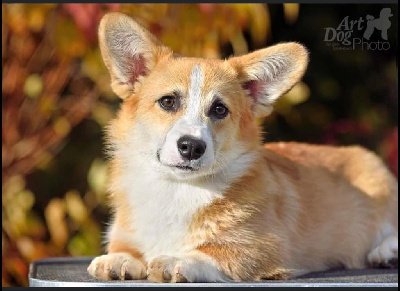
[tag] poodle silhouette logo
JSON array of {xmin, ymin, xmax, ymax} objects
[
  {"xmin": 324, "ymin": 8, "xmax": 393, "ymax": 51},
  {"xmin": 363, "ymin": 8, "xmax": 393, "ymax": 41}
]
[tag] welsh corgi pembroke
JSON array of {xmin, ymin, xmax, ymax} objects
[{"xmin": 88, "ymin": 12, "xmax": 398, "ymax": 283}]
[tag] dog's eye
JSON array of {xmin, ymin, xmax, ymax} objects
[
  {"xmin": 158, "ymin": 96, "xmax": 176, "ymax": 111},
  {"xmin": 209, "ymin": 102, "xmax": 229, "ymax": 120}
]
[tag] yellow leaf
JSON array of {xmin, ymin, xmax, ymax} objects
[
  {"xmin": 53, "ymin": 117, "xmax": 71, "ymax": 137},
  {"xmin": 36, "ymin": 151, "xmax": 54, "ymax": 170},
  {"xmin": 24, "ymin": 74, "xmax": 43, "ymax": 99},
  {"xmin": 283, "ymin": 82, "xmax": 310, "ymax": 105},
  {"xmin": 87, "ymin": 158, "xmax": 108, "ymax": 202},
  {"xmin": 2, "ymin": 175, "xmax": 26, "ymax": 200},
  {"xmin": 45, "ymin": 198, "xmax": 68, "ymax": 248},
  {"xmin": 248, "ymin": 4, "xmax": 270, "ymax": 47},
  {"xmin": 16, "ymin": 190, "xmax": 35, "ymax": 211},
  {"xmin": 283, "ymin": 4, "xmax": 300, "ymax": 25},
  {"xmin": 65, "ymin": 190, "xmax": 88, "ymax": 224},
  {"xmin": 13, "ymin": 140, "xmax": 36, "ymax": 159},
  {"xmin": 229, "ymin": 31, "xmax": 248, "ymax": 56},
  {"xmin": 27, "ymin": 7, "xmax": 45, "ymax": 32},
  {"xmin": 55, "ymin": 16, "xmax": 87, "ymax": 58},
  {"xmin": 92, "ymin": 102, "xmax": 115, "ymax": 127}
]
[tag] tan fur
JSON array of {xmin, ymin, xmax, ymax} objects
[
  {"xmin": 190, "ymin": 146, "xmax": 397, "ymax": 279},
  {"xmin": 88, "ymin": 12, "xmax": 398, "ymax": 283}
]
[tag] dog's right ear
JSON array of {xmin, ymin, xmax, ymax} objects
[{"xmin": 98, "ymin": 13, "xmax": 172, "ymax": 99}]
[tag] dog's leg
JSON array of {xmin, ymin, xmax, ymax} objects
[
  {"xmin": 368, "ymin": 234, "xmax": 398, "ymax": 268},
  {"xmin": 146, "ymin": 241, "xmax": 289, "ymax": 283},
  {"xmin": 147, "ymin": 252, "xmax": 232, "ymax": 283},
  {"xmin": 381, "ymin": 29, "xmax": 389, "ymax": 41},
  {"xmin": 363, "ymin": 19, "xmax": 375, "ymax": 40}
]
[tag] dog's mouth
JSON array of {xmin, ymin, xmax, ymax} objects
[
  {"xmin": 173, "ymin": 165, "xmax": 196, "ymax": 171},
  {"xmin": 156, "ymin": 150, "xmax": 199, "ymax": 172},
  {"xmin": 165, "ymin": 163, "xmax": 199, "ymax": 172}
]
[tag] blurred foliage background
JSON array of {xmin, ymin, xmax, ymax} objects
[{"xmin": 2, "ymin": 3, "xmax": 397, "ymax": 286}]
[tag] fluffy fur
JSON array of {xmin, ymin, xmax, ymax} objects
[{"xmin": 87, "ymin": 12, "xmax": 398, "ymax": 282}]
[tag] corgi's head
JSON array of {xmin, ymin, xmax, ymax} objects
[{"xmin": 99, "ymin": 13, "xmax": 308, "ymax": 181}]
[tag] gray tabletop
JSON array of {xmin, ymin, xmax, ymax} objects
[{"xmin": 29, "ymin": 257, "xmax": 398, "ymax": 287}]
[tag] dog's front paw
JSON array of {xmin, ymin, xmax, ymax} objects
[
  {"xmin": 147, "ymin": 256, "xmax": 188, "ymax": 283},
  {"xmin": 87, "ymin": 253, "xmax": 146, "ymax": 280},
  {"xmin": 147, "ymin": 254, "xmax": 232, "ymax": 283},
  {"xmin": 368, "ymin": 235, "xmax": 398, "ymax": 269}
]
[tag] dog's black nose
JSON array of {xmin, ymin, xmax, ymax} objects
[{"xmin": 177, "ymin": 135, "xmax": 207, "ymax": 161}]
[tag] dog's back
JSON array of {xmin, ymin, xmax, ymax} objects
[{"xmin": 265, "ymin": 142, "xmax": 397, "ymax": 205}]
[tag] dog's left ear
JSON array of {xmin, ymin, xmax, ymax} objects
[
  {"xmin": 98, "ymin": 13, "xmax": 173, "ymax": 99},
  {"xmin": 229, "ymin": 42, "xmax": 309, "ymax": 117}
]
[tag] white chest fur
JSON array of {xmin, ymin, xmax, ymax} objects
[
  {"xmin": 107, "ymin": 123, "xmax": 257, "ymax": 262},
  {"xmin": 111, "ymin": 160, "xmax": 224, "ymax": 262}
]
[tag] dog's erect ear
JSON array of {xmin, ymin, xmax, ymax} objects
[
  {"xmin": 229, "ymin": 43, "xmax": 309, "ymax": 118},
  {"xmin": 98, "ymin": 13, "xmax": 172, "ymax": 99}
]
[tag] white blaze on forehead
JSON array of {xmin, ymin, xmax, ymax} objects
[
  {"xmin": 187, "ymin": 65, "xmax": 204, "ymax": 118},
  {"xmin": 158, "ymin": 64, "xmax": 215, "ymax": 170}
]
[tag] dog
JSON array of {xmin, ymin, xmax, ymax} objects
[
  {"xmin": 87, "ymin": 12, "xmax": 398, "ymax": 283},
  {"xmin": 363, "ymin": 8, "xmax": 393, "ymax": 41}
]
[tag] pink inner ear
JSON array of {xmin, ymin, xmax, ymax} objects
[
  {"xmin": 242, "ymin": 80, "xmax": 264, "ymax": 103},
  {"xmin": 129, "ymin": 55, "xmax": 149, "ymax": 84}
]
